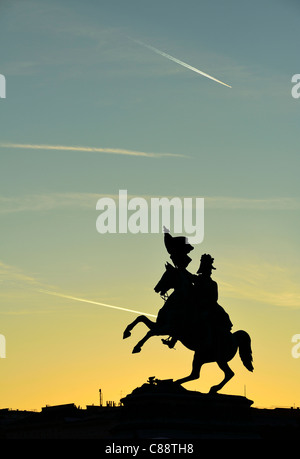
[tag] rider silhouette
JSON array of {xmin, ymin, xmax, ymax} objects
[
  {"xmin": 160, "ymin": 227, "xmax": 195, "ymax": 348},
  {"xmin": 159, "ymin": 231, "xmax": 232, "ymax": 349},
  {"xmin": 194, "ymin": 254, "xmax": 232, "ymax": 347}
]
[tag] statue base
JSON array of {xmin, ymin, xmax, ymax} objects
[{"xmin": 113, "ymin": 377, "xmax": 255, "ymax": 439}]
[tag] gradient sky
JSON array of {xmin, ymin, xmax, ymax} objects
[{"xmin": 0, "ymin": 0, "xmax": 299, "ymax": 411}]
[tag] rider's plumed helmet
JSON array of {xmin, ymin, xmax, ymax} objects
[{"xmin": 163, "ymin": 227, "xmax": 194, "ymax": 256}]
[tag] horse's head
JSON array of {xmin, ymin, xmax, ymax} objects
[{"xmin": 154, "ymin": 262, "xmax": 176, "ymax": 296}]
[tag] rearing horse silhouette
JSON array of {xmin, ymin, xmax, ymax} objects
[{"xmin": 123, "ymin": 263, "xmax": 254, "ymax": 393}]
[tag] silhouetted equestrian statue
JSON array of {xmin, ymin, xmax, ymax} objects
[{"xmin": 123, "ymin": 229, "xmax": 253, "ymax": 393}]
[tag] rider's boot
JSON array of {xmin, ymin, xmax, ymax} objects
[{"xmin": 161, "ymin": 336, "xmax": 177, "ymax": 349}]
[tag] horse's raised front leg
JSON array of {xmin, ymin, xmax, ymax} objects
[
  {"xmin": 123, "ymin": 315, "xmax": 155, "ymax": 339},
  {"xmin": 175, "ymin": 351, "xmax": 203, "ymax": 385},
  {"xmin": 132, "ymin": 330, "xmax": 156, "ymax": 353},
  {"xmin": 209, "ymin": 361, "xmax": 234, "ymax": 394}
]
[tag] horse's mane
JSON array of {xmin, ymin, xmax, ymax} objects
[{"xmin": 165, "ymin": 262, "xmax": 175, "ymax": 271}]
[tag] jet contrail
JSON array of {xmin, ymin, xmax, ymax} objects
[
  {"xmin": 38, "ymin": 289, "xmax": 157, "ymax": 318},
  {"xmin": 0, "ymin": 143, "xmax": 184, "ymax": 158},
  {"xmin": 132, "ymin": 38, "xmax": 231, "ymax": 88}
]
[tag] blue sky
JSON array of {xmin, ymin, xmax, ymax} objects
[
  {"xmin": 1, "ymin": 0, "xmax": 299, "ymax": 200},
  {"xmin": 0, "ymin": 0, "xmax": 300, "ymax": 409}
]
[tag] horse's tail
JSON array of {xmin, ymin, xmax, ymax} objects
[{"xmin": 235, "ymin": 330, "xmax": 254, "ymax": 372}]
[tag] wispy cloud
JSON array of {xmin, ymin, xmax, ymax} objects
[
  {"xmin": 205, "ymin": 196, "xmax": 300, "ymax": 210},
  {"xmin": 0, "ymin": 143, "xmax": 184, "ymax": 158},
  {"xmin": 219, "ymin": 262, "xmax": 300, "ymax": 309},
  {"xmin": 1, "ymin": 257, "xmax": 299, "ymax": 315},
  {"xmin": 0, "ymin": 261, "xmax": 38, "ymax": 287},
  {"xmin": 0, "ymin": 193, "xmax": 299, "ymax": 215},
  {"xmin": 0, "ymin": 193, "xmax": 100, "ymax": 213},
  {"xmin": 0, "ymin": 259, "xmax": 156, "ymax": 317},
  {"xmin": 0, "ymin": 261, "xmax": 47, "ymax": 316}
]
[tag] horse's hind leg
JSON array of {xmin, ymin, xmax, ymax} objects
[
  {"xmin": 175, "ymin": 351, "xmax": 203, "ymax": 385},
  {"xmin": 209, "ymin": 361, "xmax": 234, "ymax": 394},
  {"xmin": 123, "ymin": 315, "xmax": 155, "ymax": 339}
]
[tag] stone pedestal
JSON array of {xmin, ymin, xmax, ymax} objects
[{"xmin": 112, "ymin": 378, "xmax": 255, "ymax": 438}]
